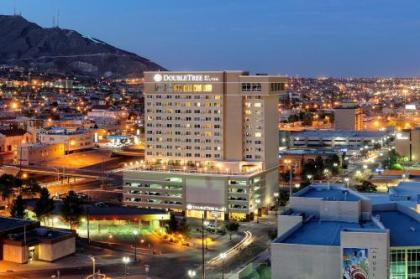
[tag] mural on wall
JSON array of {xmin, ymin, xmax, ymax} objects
[{"xmin": 343, "ymin": 248, "xmax": 369, "ymax": 279}]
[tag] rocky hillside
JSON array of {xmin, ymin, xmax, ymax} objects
[{"xmin": 0, "ymin": 15, "xmax": 165, "ymax": 78}]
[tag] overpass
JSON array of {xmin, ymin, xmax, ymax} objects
[{"xmin": 2, "ymin": 164, "xmax": 117, "ymax": 180}]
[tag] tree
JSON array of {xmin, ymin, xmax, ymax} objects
[
  {"xmin": 280, "ymin": 169, "xmax": 294, "ymax": 182},
  {"xmin": 301, "ymin": 159, "xmax": 316, "ymax": 180},
  {"xmin": 0, "ymin": 174, "xmax": 23, "ymax": 189},
  {"xmin": 278, "ymin": 189, "xmax": 290, "ymax": 207},
  {"xmin": 314, "ymin": 156, "xmax": 325, "ymax": 179},
  {"xmin": 167, "ymin": 213, "xmax": 178, "ymax": 233},
  {"xmin": 167, "ymin": 214, "xmax": 189, "ymax": 234},
  {"xmin": 10, "ymin": 195, "xmax": 26, "ymax": 219},
  {"xmin": 34, "ymin": 188, "xmax": 54, "ymax": 223},
  {"xmin": 355, "ymin": 181, "xmax": 377, "ymax": 193},
  {"xmin": 0, "ymin": 174, "xmax": 22, "ymax": 204},
  {"xmin": 225, "ymin": 221, "xmax": 240, "ymax": 240},
  {"xmin": 22, "ymin": 178, "xmax": 42, "ymax": 198},
  {"xmin": 62, "ymin": 191, "xmax": 84, "ymax": 229}
]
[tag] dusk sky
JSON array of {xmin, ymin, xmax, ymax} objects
[{"xmin": 1, "ymin": 0, "xmax": 420, "ymax": 77}]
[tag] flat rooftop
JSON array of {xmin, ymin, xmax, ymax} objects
[
  {"xmin": 0, "ymin": 217, "xmax": 35, "ymax": 233},
  {"xmin": 279, "ymin": 149, "xmax": 339, "ymax": 156},
  {"xmin": 291, "ymin": 130, "xmax": 387, "ymax": 139},
  {"xmin": 298, "ymin": 186, "xmax": 361, "ymax": 202},
  {"xmin": 277, "ymin": 219, "xmax": 379, "ymax": 246},
  {"xmin": 374, "ymin": 210, "xmax": 420, "ymax": 247}
]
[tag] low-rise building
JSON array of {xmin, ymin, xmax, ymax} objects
[
  {"xmin": 38, "ymin": 127, "xmax": 95, "ymax": 153},
  {"xmin": 0, "ymin": 128, "xmax": 33, "ymax": 154},
  {"xmin": 17, "ymin": 143, "xmax": 65, "ymax": 166},
  {"xmin": 0, "ymin": 217, "xmax": 75, "ymax": 264},
  {"xmin": 271, "ymin": 184, "xmax": 420, "ymax": 279}
]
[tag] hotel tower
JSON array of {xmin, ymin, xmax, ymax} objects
[{"xmin": 123, "ymin": 71, "xmax": 287, "ymax": 221}]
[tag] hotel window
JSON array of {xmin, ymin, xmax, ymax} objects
[
  {"xmin": 242, "ymin": 83, "xmax": 261, "ymax": 92},
  {"xmin": 204, "ymin": 84, "xmax": 213, "ymax": 92},
  {"xmin": 255, "ymin": 132, "xmax": 262, "ymax": 138},
  {"xmin": 254, "ymin": 102, "xmax": 262, "ymax": 108},
  {"xmin": 193, "ymin": 84, "xmax": 202, "ymax": 92},
  {"xmin": 270, "ymin": 82, "xmax": 285, "ymax": 91}
]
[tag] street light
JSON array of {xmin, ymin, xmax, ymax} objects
[
  {"xmin": 133, "ymin": 230, "xmax": 138, "ymax": 262},
  {"xmin": 220, "ymin": 252, "xmax": 227, "ymax": 279},
  {"xmin": 344, "ymin": 177, "xmax": 350, "ymax": 188},
  {"xmin": 122, "ymin": 256, "xmax": 130, "ymax": 279},
  {"xmin": 187, "ymin": 269, "xmax": 197, "ymax": 278},
  {"xmin": 89, "ymin": 256, "xmax": 95, "ymax": 279}
]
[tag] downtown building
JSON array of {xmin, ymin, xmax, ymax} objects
[
  {"xmin": 271, "ymin": 183, "xmax": 420, "ymax": 279},
  {"xmin": 123, "ymin": 71, "xmax": 287, "ymax": 221}
]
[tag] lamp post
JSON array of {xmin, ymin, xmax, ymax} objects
[
  {"xmin": 344, "ymin": 177, "xmax": 350, "ymax": 188},
  {"xmin": 188, "ymin": 269, "xmax": 197, "ymax": 278},
  {"xmin": 89, "ymin": 256, "xmax": 95, "ymax": 279},
  {"xmin": 133, "ymin": 230, "xmax": 138, "ymax": 262},
  {"xmin": 201, "ymin": 212, "xmax": 208, "ymax": 279},
  {"xmin": 122, "ymin": 256, "xmax": 130, "ymax": 279},
  {"xmin": 284, "ymin": 159, "xmax": 293, "ymax": 197},
  {"xmin": 220, "ymin": 252, "xmax": 226, "ymax": 279},
  {"xmin": 306, "ymin": 174, "xmax": 313, "ymax": 184}
]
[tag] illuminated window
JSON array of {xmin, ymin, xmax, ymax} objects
[
  {"xmin": 214, "ymin": 95, "xmax": 221, "ymax": 100},
  {"xmin": 254, "ymin": 102, "xmax": 262, "ymax": 108},
  {"xmin": 183, "ymin": 84, "xmax": 193, "ymax": 92},
  {"xmin": 255, "ymin": 132, "xmax": 262, "ymax": 138},
  {"xmin": 204, "ymin": 84, "xmax": 213, "ymax": 92},
  {"xmin": 193, "ymin": 84, "xmax": 202, "ymax": 92}
]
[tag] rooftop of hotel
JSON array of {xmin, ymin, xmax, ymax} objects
[
  {"xmin": 294, "ymin": 185, "xmax": 362, "ymax": 202},
  {"xmin": 123, "ymin": 160, "xmax": 264, "ymax": 176},
  {"xmin": 374, "ymin": 210, "xmax": 420, "ymax": 247},
  {"xmin": 291, "ymin": 130, "xmax": 387, "ymax": 138},
  {"xmin": 276, "ymin": 218, "xmax": 380, "ymax": 246},
  {"xmin": 279, "ymin": 149, "xmax": 339, "ymax": 156}
]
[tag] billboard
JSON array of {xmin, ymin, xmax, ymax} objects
[{"xmin": 343, "ymin": 248, "xmax": 369, "ymax": 279}]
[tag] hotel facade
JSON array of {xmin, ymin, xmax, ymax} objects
[{"xmin": 123, "ymin": 71, "xmax": 287, "ymax": 221}]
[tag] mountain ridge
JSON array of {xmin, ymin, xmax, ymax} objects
[{"xmin": 0, "ymin": 15, "xmax": 165, "ymax": 78}]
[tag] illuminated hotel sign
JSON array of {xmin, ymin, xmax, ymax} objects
[
  {"xmin": 186, "ymin": 204, "xmax": 226, "ymax": 212},
  {"xmin": 153, "ymin": 73, "xmax": 219, "ymax": 82}
]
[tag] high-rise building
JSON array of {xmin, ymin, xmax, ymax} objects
[
  {"xmin": 395, "ymin": 127, "xmax": 420, "ymax": 162},
  {"xmin": 334, "ymin": 105, "xmax": 363, "ymax": 131},
  {"xmin": 123, "ymin": 71, "xmax": 287, "ymax": 221}
]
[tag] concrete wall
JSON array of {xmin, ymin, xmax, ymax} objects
[
  {"xmin": 277, "ymin": 214, "xmax": 303, "ymax": 238},
  {"xmin": 3, "ymin": 243, "xmax": 27, "ymax": 263},
  {"xmin": 288, "ymin": 197, "xmax": 322, "ymax": 217},
  {"xmin": 38, "ymin": 237, "xmax": 75, "ymax": 262},
  {"xmin": 341, "ymin": 230, "xmax": 389, "ymax": 279},
  {"xmin": 320, "ymin": 200, "xmax": 361, "ymax": 223},
  {"xmin": 271, "ymin": 243, "xmax": 340, "ymax": 279}
]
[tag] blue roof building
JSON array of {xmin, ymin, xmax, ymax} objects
[{"xmin": 271, "ymin": 183, "xmax": 420, "ymax": 279}]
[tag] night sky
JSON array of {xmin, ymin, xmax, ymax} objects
[{"xmin": 1, "ymin": 0, "xmax": 420, "ymax": 77}]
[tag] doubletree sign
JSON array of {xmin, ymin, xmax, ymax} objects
[{"xmin": 153, "ymin": 73, "xmax": 219, "ymax": 82}]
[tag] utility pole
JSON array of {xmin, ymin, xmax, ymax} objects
[{"xmin": 201, "ymin": 212, "xmax": 206, "ymax": 279}]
